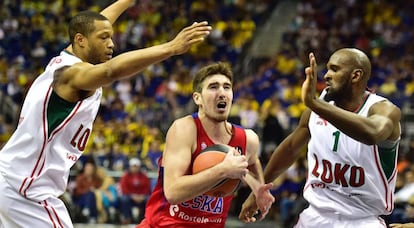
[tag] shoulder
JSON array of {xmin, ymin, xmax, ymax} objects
[
  {"xmin": 244, "ymin": 128, "xmax": 259, "ymax": 140},
  {"xmin": 244, "ymin": 128, "xmax": 259, "ymax": 149},
  {"xmin": 47, "ymin": 51, "xmax": 83, "ymax": 72},
  {"xmin": 170, "ymin": 115, "xmax": 196, "ymax": 129},
  {"xmin": 369, "ymin": 99, "xmax": 401, "ymax": 118},
  {"xmin": 166, "ymin": 115, "xmax": 197, "ymax": 138},
  {"xmin": 61, "ymin": 61, "xmax": 92, "ymax": 79}
]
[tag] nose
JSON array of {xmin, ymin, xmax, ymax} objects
[
  {"xmin": 323, "ymin": 71, "xmax": 331, "ymax": 81},
  {"xmin": 218, "ymin": 86, "xmax": 227, "ymax": 96},
  {"xmin": 108, "ymin": 38, "xmax": 114, "ymax": 49}
]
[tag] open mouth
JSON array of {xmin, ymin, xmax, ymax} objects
[{"xmin": 217, "ymin": 101, "xmax": 227, "ymax": 110}]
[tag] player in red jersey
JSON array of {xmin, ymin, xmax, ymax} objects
[{"xmin": 137, "ymin": 62, "xmax": 274, "ymax": 228}]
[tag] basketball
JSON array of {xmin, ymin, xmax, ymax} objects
[{"xmin": 192, "ymin": 144, "xmax": 241, "ymax": 197}]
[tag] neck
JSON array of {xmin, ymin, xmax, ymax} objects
[
  {"xmin": 67, "ymin": 45, "xmax": 85, "ymax": 61},
  {"xmin": 335, "ymin": 90, "xmax": 368, "ymax": 112},
  {"xmin": 198, "ymin": 114, "xmax": 232, "ymax": 143}
]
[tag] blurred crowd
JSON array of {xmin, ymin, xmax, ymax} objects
[{"xmin": 0, "ymin": 0, "xmax": 414, "ymax": 226}]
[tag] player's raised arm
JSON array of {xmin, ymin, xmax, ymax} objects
[
  {"xmin": 66, "ymin": 21, "xmax": 211, "ymax": 92},
  {"xmin": 100, "ymin": 0, "xmax": 135, "ymax": 24}
]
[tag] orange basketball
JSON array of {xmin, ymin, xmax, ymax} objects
[{"xmin": 192, "ymin": 144, "xmax": 241, "ymax": 197}]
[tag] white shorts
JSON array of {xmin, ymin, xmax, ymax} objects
[
  {"xmin": 294, "ymin": 205, "xmax": 387, "ymax": 228},
  {"xmin": 0, "ymin": 173, "xmax": 73, "ymax": 228}
]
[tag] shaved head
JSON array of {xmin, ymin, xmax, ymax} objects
[{"xmin": 334, "ymin": 48, "xmax": 371, "ymax": 81}]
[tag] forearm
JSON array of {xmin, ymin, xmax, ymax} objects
[
  {"xmin": 105, "ymin": 43, "xmax": 173, "ymax": 79},
  {"xmin": 309, "ymin": 99, "xmax": 390, "ymax": 144},
  {"xmin": 263, "ymin": 134, "xmax": 304, "ymax": 183},
  {"xmin": 164, "ymin": 164, "xmax": 229, "ymax": 204},
  {"xmin": 100, "ymin": 0, "xmax": 134, "ymax": 24},
  {"xmin": 242, "ymin": 173, "xmax": 261, "ymax": 195},
  {"xmin": 242, "ymin": 158, "xmax": 264, "ymax": 194}
]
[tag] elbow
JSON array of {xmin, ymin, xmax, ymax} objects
[
  {"xmin": 356, "ymin": 131, "xmax": 377, "ymax": 145},
  {"xmin": 361, "ymin": 138, "xmax": 377, "ymax": 145},
  {"xmin": 102, "ymin": 62, "xmax": 116, "ymax": 82},
  {"xmin": 358, "ymin": 130, "xmax": 385, "ymax": 145},
  {"xmin": 164, "ymin": 188, "xmax": 182, "ymax": 205}
]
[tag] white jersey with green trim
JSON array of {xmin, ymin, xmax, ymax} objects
[
  {"xmin": 304, "ymin": 91, "xmax": 399, "ymax": 218},
  {"xmin": 0, "ymin": 51, "xmax": 102, "ymax": 202}
]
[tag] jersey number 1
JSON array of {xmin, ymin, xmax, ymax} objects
[{"xmin": 332, "ymin": 131, "xmax": 340, "ymax": 152}]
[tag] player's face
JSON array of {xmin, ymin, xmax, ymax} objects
[
  {"xmin": 323, "ymin": 52, "xmax": 353, "ymax": 102},
  {"xmin": 86, "ymin": 20, "xmax": 114, "ymax": 64},
  {"xmin": 196, "ymin": 74, "xmax": 233, "ymax": 122}
]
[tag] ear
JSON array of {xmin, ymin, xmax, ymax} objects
[
  {"xmin": 193, "ymin": 92, "xmax": 201, "ymax": 105},
  {"xmin": 351, "ymin": 69, "xmax": 363, "ymax": 83},
  {"xmin": 74, "ymin": 33, "xmax": 86, "ymax": 48}
]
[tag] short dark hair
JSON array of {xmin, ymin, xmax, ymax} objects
[
  {"xmin": 193, "ymin": 62, "xmax": 234, "ymax": 93},
  {"xmin": 68, "ymin": 11, "xmax": 108, "ymax": 43}
]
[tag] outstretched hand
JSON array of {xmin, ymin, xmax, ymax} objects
[
  {"xmin": 239, "ymin": 193, "xmax": 258, "ymax": 223},
  {"xmin": 238, "ymin": 183, "xmax": 275, "ymax": 223},
  {"xmin": 302, "ymin": 52, "xmax": 318, "ymax": 107},
  {"xmin": 168, "ymin": 21, "xmax": 212, "ymax": 55},
  {"xmin": 254, "ymin": 183, "xmax": 274, "ymax": 219}
]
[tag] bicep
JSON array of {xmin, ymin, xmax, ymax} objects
[
  {"xmin": 245, "ymin": 129, "xmax": 260, "ymax": 166},
  {"xmin": 162, "ymin": 120, "xmax": 195, "ymax": 187},
  {"xmin": 65, "ymin": 62, "xmax": 113, "ymax": 91},
  {"xmin": 368, "ymin": 101, "xmax": 401, "ymax": 141}
]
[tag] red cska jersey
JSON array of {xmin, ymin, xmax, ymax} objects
[{"xmin": 140, "ymin": 113, "xmax": 247, "ymax": 227}]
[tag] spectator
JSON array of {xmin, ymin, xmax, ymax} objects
[
  {"xmin": 110, "ymin": 142, "xmax": 129, "ymax": 171},
  {"xmin": 119, "ymin": 158, "xmax": 151, "ymax": 224},
  {"xmin": 72, "ymin": 158, "xmax": 102, "ymax": 223},
  {"xmin": 259, "ymin": 93, "xmax": 289, "ymax": 165},
  {"xmin": 95, "ymin": 167, "xmax": 119, "ymax": 223}
]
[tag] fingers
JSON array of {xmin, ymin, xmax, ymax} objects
[
  {"xmin": 177, "ymin": 21, "xmax": 211, "ymax": 44},
  {"xmin": 239, "ymin": 209, "xmax": 258, "ymax": 223},
  {"xmin": 263, "ymin": 182, "xmax": 274, "ymax": 191},
  {"xmin": 188, "ymin": 21, "xmax": 212, "ymax": 37},
  {"xmin": 257, "ymin": 188, "xmax": 274, "ymax": 213},
  {"xmin": 308, "ymin": 52, "xmax": 314, "ymax": 77},
  {"xmin": 223, "ymin": 149, "xmax": 248, "ymax": 179},
  {"xmin": 239, "ymin": 194, "xmax": 259, "ymax": 223},
  {"xmin": 170, "ymin": 21, "xmax": 212, "ymax": 55},
  {"xmin": 309, "ymin": 52, "xmax": 317, "ymax": 78},
  {"xmin": 258, "ymin": 209, "xmax": 268, "ymax": 221},
  {"xmin": 257, "ymin": 201, "xmax": 272, "ymax": 215},
  {"xmin": 191, "ymin": 21, "xmax": 209, "ymax": 26}
]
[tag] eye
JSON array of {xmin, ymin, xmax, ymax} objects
[
  {"xmin": 224, "ymin": 83, "xmax": 232, "ymax": 89},
  {"xmin": 100, "ymin": 34, "xmax": 111, "ymax": 40},
  {"xmin": 329, "ymin": 66, "xmax": 339, "ymax": 72},
  {"xmin": 208, "ymin": 83, "xmax": 219, "ymax": 89}
]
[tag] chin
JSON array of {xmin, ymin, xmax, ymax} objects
[
  {"xmin": 323, "ymin": 94, "xmax": 332, "ymax": 101},
  {"xmin": 213, "ymin": 114, "xmax": 228, "ymax": 122},
  {"xmin": 323, "ymin": 92, "xmax": 337, "ymax": 102}
]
